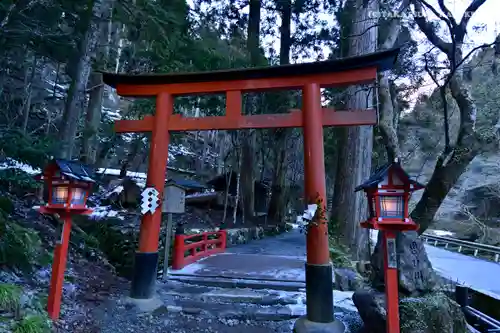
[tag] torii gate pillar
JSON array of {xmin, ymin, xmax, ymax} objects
[
  {"xmin": 300, "ymin": 83, "xmax": 336, "ymax": 325},
  {"xmin": 130, "ymin": 93, "xmax": 172, "ymax": 298}
]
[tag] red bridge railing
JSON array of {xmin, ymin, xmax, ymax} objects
[{"xmin": 171, "ymin": 230, "xmax": 227, "ymax": 270}]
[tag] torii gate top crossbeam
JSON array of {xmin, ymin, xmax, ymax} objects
[
  {"xmin": 101, "ymin": 48, "xmax": 399, "ymax": 132},
  {"xmin": 101, "ymin": 48, "xmax": 399, "ymax": 97}
]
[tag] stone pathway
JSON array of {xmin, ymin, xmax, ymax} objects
[
  {"xmin": 169, "ymin": 228, "xmax": 309, "ymax": 283},
  {"xmin": 86, "ymin": 279, "xmax": 362, "ymax": 333},
  {"xmin": 226, "ymin": 228, "xmax": 307, "ymax": 257},
  {"xmin": 81, "ymin": 229, "xmax": 362, "ymax": 333},
  {"xmin": 169, "ymin": 253, "xmax": 307, "ymax": 282}
]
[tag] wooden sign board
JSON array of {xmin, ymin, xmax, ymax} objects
[{"xmin": 162, "ymin": 184, "xmax": 186, "ymax": 214}]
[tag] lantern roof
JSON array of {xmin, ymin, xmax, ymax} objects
[
  {"xmin": 47, "ymin": 159, "xmax": 96, "ymax": 183},
  {"xmin": 355, "ymin": 160, "xmax": 424, "ymax": 192}
]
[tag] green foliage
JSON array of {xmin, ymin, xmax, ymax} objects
[
  {"xmin": 0, "ymin": 169, "xmax": 40, "ymax": 193},
  {"xmin": 0, "ymin": 216, "xmax": 43, "ymax": 272},
  {"xmin": 0, "ymin": 283, "xmax": 21, "ymax": 313},
  {"xmin": 0, "ymin": 196, "xmax": 14, "ymax": 214},
  {"xmin": 0, "ymin": 130, "xmax": 54, "ymax": 169},
  {"xmin": 399, "ymin": 292, "xmax": 467, "ymax": 333},
  {"xmin": 401, "ymin": 46, "xmax": 500, "ymax": 156},
  {"xmin": 328, "ymin": 238, "xmax": 353, "ymax": 268},
  {"xmin": 82, "ymin": 219, "xmax": 138, "ymax": 277},
  {"xmin": 12, "ymin": 315, "xmax": 51, "ymax": 333}
]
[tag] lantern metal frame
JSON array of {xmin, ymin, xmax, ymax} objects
[
  {"xmin": 356, "ymin": 160, "xmax": 425, "ymax": 231},
  {"xmin": 35, "ymin": 159, "xmax": 95, "ymax": 215}
]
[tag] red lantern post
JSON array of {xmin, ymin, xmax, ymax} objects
[
  {"xmin": 35, "ymin": 159, "xmax": 95, "ymax": 320},
  {"xmin": 356, "ymin": 159, "xmax": 425, "ymax": 333}
]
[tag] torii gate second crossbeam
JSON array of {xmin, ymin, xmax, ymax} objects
[{"xmin": 101, "ymin": 47, "xmax": 399, "ymax": 332}]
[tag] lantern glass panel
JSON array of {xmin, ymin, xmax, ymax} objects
[
  {"xmin": 52, "ymin": 186, "xmax": 68, "ymax": 204},
  {"xmin": 379, "ymin": 195, "xmax": 404, "ymax": 218},
  {"xmin": 71, "ymin": 187, "xmax": 86, "ymax": 205}
]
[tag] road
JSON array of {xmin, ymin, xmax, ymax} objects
[
  {"xmin": 226, "ymin": 227, "xmax": 307, "ymax": 257},
  {"xmin": 228, "ymin": 228, "xmax": 500, "ymax": 299},
  {"xmin": 369, "ymin": 230, "xmax": 500, "ymax": 299}
]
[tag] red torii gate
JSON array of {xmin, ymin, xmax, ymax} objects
[{"xmin": 101, "ymin": 47, "xmax": 399, "ymax": 330}]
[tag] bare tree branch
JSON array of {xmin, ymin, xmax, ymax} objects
[
  {"xmin": 420, "ymin": 0, "xmax": 449, "ymax": 24},
  {"xmin": 437, "ymin": 0, "xmax": 457, "ymax": 27},
  {"xmin": 457, "ymin": 0, "xmax": 488, "ymax": 43},
  {"xmin": 376, "ymin": 0, "xmax": 411, "ymax": 160},
  {"xmin": 411, "ymin": 0, "xmax": 452, "ymax": 54},
  {"xmin": 341, "ymin": 24, "xmax": 379, "ymax": 40},
  {"xmin": 0, "ymin": 3, "xmax": 17, "ymax": 31}
]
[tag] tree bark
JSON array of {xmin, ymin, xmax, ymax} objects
[
  {"xmin": 58, "ymin": 0, "xmax": 114, "ymax": 159},
  {"xmin": 411, "ymin": 73, "xmax": 480, "ymax": 234},
  {"xmin": 239, "ymin": 0, "xmax": 262, "ymax": 220},
  {"xmin": 331, "ymin": 0, "xmax": 378, "ymax": 260},
  {"xmin": 21, "ymin": 55, "xmax": 37, "ymax": 134},
  {"xmin": 267, "ymin": 0, "xmax": 292, "ymax": 224},
  {"xmin": 370, "ymin": 0, "xmax": 486, "ymax": 296},
  {"xmin": 408, "ymin": 0, "xmax": 484, "ymax": 234},
  {"xmin": 81, "ymin": 72, "xmax": 104, "ymax": 164}
]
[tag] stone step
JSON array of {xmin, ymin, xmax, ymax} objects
[
  {"xmin": 161, "ymin": 280, "xmax": 304, "ymax": 306},
  {"xmin": 167, "ymin": 274, "xmax": 307, "ymax": 292},
  {"xmin": 158, "ymin": 280, "xmax": 357, "ymax": 314},
  {"xmin": 166, "ymin": 299, "xmax": 306, "ymax": 321},
  {"xmin": 122, "ymin": 280, "xmax": 363, "ymax": 332}
]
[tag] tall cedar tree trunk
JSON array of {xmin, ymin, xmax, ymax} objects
[
  {"xmin": 58, "ymin": 0, "xmax": 113, "ymax": 159},
  {"xmin": 81, "ymin": 0, "xmax": 113, "ymax": 163},
  {"xmin": 267, "ymin": 0, "xmax": 292, "ymax": 223},
  {"xmin": 239, "ymin": 0, "xmax": 261, "ymax": 220},
  {"xmin": 331, "ymin": 0, "xmax": 378, "ymax": 260},
  {"xmin": 81, "ymin": 72, "xmax": 104, "ymax": 164},
  {"xmin": 22, "ymin": 54, "xmax": 37, "ymax": 134}
]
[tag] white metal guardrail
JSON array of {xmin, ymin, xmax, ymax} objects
[{"xmin": 421, "ymin": 233, "xmax": 500, "ymax": 263}]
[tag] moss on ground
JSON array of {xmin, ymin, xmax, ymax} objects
[
  {"xmin": 0, "ymin": 283, "xmax": 21, "ymax": 313},
  {"xmin": 12, "ymin": 315, "xmax": 51, "ymax": 333},
  {"xmin": 0, "ymin": 196, "xmax": 14, "ymax": 214},
  {"xmin": 400, "ymin": 292, "xmax": 467, "ymax": 333},
  {"xmin": 0, "ymin": 214, "xmax": 43, "ymax": 272},
  {"xmin": 0, "ymin": 285, "xmax": 52, "ymax": 333},
  {"xmin": 82, "ymin": 220, "xmax": 137, "ymax": 278},
  {"xmin": 328, "ymin": 237, "xmax": 354, "ymax": 268}
]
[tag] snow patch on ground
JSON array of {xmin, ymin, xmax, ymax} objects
[
  {"xmin": 33, "ymin": 204, "xmax": 125, "ymax": 221},
  {"xmin": 107, "ymin": 185, "xmax": 124, "ymax": 196},
  {"xmin": 0, "ymin": 158, "xmax": 41, "ymax": 174},
  {"xmin": 169, "ymin": 261, "xmax": 208, "ymax": 275},
  {"xmin": 333, "ymin": 291, "xmax": 357, "ymax": 312},
  {"xmin": 426, "ymin": 229, "xmax": 455, "ymax": 237},
  {"xmin": 287, "ymin": 293, "xmax": 306, "ymax": 316},
  {"xmin": 97, "ymin": 168, "xmax": 147, "ymax": 179},
  {"xmin": 284, "ymin": 290, "xmax": 356, "ymax": 316},
  {"xmin": 241, "ymin": 268, "xmax": 305, "ymax": 281},
  {"xmin": 89, "ymin": 206, "xmax": 125, "ymax": 220}
]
